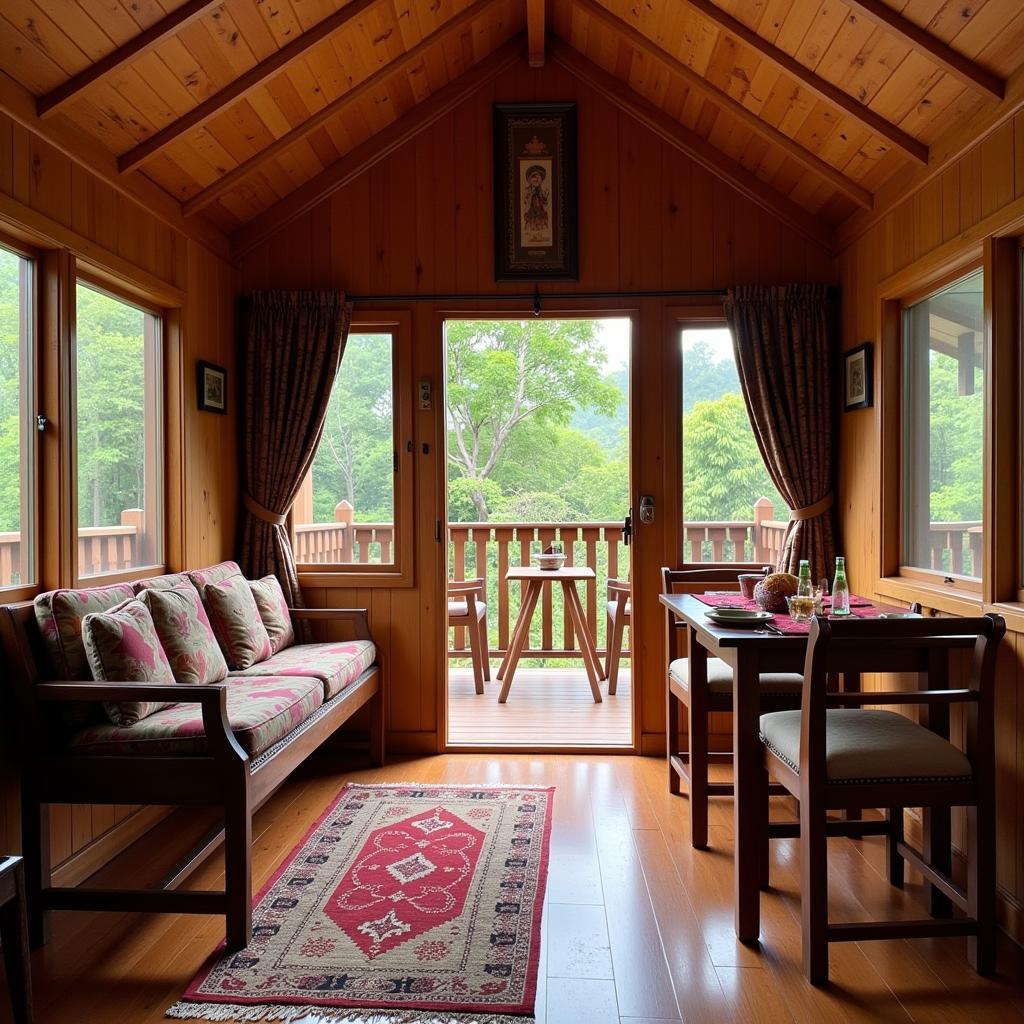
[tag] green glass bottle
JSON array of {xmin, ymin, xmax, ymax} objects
[
  {"xmin": 797, "ymin": 558, "xmax": 811, "ymax": 598},
  {"xmin": 832, "ymin": 556, "xmax": 850, "ymax": 616}
]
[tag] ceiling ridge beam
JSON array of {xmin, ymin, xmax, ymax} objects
[
  {"xmin": 676, "ymin": 0, "xmax": 927, "ymax": 165},
  {"xmin": 571, "ymin": 0, "xmax": 871, "ymax": 209},
  {"xmin": 527, "ymin": 0, "xmax": 546, "ymax": 67},
  {"xmin": 232, "ymin": 37, "xmax": 522, "ymax": 259},
  {"xmin": 118, "ymin": 0, "xmax": 380, "ymax": 175},
  {"xmin": 38, "ymin": 0, "xmax": 221, "ymax": 119},
  {"xmin": 844, "ymin": 0, "xmax": 1004, "ymax": 100},
  {"xmin": 549, "ymin": 40, "xmax": 834, "ymax": 253},
  {"xmin": 185, "ymin": 0, "xmax": 504, "ymax": 218}
]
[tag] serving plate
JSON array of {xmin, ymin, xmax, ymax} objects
[{"xmin": 704, "ymin": 608, "xmax": 775, "ymax": 627}]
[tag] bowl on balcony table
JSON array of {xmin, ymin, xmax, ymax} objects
[{"xmin": 533, "ymin": 552, "xmax": 566, "ymax": 571}]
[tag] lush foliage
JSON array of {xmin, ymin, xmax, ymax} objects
[{"xmin": 0, "ymin": 248, "xmax": 25, "ymax": 536}]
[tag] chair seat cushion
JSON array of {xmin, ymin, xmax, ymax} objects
[
  {"xmin": 448, "ymin": 600, "xmax": 486, "ymax": 619},
  {"xmin": 229, "ymin": 640, "xmax": 376, "ymax": 699},
  {"xmin": 759, "ymin": 709, "xmax": 974, "ymax": 784},
  {"xmin": 67, "ymin": 676, "xmax": 324, "ymax": 758},
  {"xmin": 669, "ymin": 657, "xmax": 803, "ymax": 695},
  {"xmin": 606, "ymin": 600, "xmax": 631, "ymax": 618}
]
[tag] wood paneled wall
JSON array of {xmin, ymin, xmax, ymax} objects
[
  {"xmin": 239, "ymin": 59, "xmax": 835, "ymax": 758},
  {"xmin": 837, "ymin": 111, "xmax": 1024, "ymax": 943},
  {"xmin": 0, "ymin": 110, "xmax": 238, "ymax": 880}
]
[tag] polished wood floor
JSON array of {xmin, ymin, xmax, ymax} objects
[
  {"xmin": 447, "ymin": 665, "xmax": 633, "ymax": 747},
  {"xmin": 3, "ymin": 754, "xmax": 1024, "ymax": 1024}
]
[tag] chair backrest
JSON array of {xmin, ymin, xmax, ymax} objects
[
  {"xmin": 800, "ymin": 614, "xmax": 1005, "ymax": 783},
  {"xmin": 660, "ymin": 566, "xmax": 750, "ymax": 595}
]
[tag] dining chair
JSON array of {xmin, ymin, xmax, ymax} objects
[
  {"xmin": 663, "ymin": 566, "xmax": 805, "ymax": 849},
  {"xmin": 448, "ymin": 579, "xmax": 490, "ymax": 695},
  {"xmin": 758, "ymin": 613, "xmax": 1005, "ymax": 984},
  {"xmin": 604, "ymin": 578, "xmax": 630, "ymax": 694}
]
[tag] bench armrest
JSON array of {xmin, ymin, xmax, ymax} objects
[
  {"xmin": 288, "ymin": 607, "xmax": 372, "ymax": 640},
  {"xmin": 36, "ymin": 681, "xmax": 246, "ymax": 763}
]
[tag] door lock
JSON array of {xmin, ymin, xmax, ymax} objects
[{"xmin": 638, "ymin": 494, "xmax": 655, "ymax": 524}]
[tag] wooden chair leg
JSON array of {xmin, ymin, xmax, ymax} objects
[
  {"xmin": 886, "ymin": 807, "xmax": 904, "ymax": 889},
  {"xmin": 224, "ymin": 781, "xmax": 252, "ymax": 951},
  {"xmin": 923, "ymin": 806, "xmax": 953, "ymax": 918},
  {"xmin": 479, "ymin": 610, "xmax": 491, "ymax": 682},
  {"xmin": 758, "ymin": 765, "xmax": 771, "ymax": 891},
  {"xmin": 20, "ymin": 792, "xmax": 49, "ymax": 949},
  {"xmin": 800, "ymin": 794, "xmax": 830, "ymax": 985},
  {"xmin": 967, "ymin": 802, "xmax": 996, "ymax": 975},
  {"xmin": 0, "ymin": 859, "xmax": 33, "ymax": 1024},
  {"xmin": 667, "ymin": 688, "xmax": 682, "ymax": 796},
  {"xmin": 607, "ymin": 614, "xmax": 624, "ymax": 695},
  {"xmin": 687, "ymin": 685, "xmax": 709, "ymax": 850}
]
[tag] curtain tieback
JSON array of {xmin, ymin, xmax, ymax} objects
[
  {"xmin": 790, "ymin": 493, "xmax": 834, "ymax": 522},
  {"xmin": 244, "ymin": 493, "xmax": 287, "ymax": 527}
]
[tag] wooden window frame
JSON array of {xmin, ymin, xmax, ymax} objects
[
  {"xmin": 0, "ymin": 233, "xmax": 40, "ymax": 602},
  {"xmin": 668, "ymin": 304, "xmax": 775, "ymax": 572},
  {"xmin": 71, "ymin": 267, "xmax": 172, "ymax": 588},
  {"xmin": 877, "ymin": 237, "xmax": 1022, "ymax": 620},
  {"xmin": 295, "ymin": 310, "xmax": 414, "ymax": 589}
]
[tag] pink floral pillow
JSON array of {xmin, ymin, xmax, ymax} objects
[
  {"xmin": 249, "ymin": 575, "xmax": 295, "ymax": 654},
  {"xmin": 82, "ymin": 600, "xmax": 177, "ymax": 726},
  {"xmin": 186, "ymin": 560, "xmax": 242, "ymax": 592},
  {"xmin": 203, "ymin": 575, "xmax": 273, "ymax": 670},
  {"xmin": 138, "ymin": 587, "xmax": 228, "ymax": 685}
]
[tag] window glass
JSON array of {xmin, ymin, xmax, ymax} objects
[
  {"xmin": 902, "ymin": 269, "xmax": 985, "ymax": 579},
  {"xmin": 295, "ymin": 332, "xmax": 396, "ymax": 565},
  {"xmin": 0, "ymin": 246, "xmax": 34, "ymax": 587},
  {"xmin": 681, "ymin": 326, "xmax": 786, "ymax": 563},
  {"xmin": 75, "ymin": 282, "xmax": 162, "ymax": 577}
]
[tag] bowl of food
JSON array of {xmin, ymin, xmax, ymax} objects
[
  {"xmin": 785, "ymin": 594, "xmax": 816, "ymax": 621},
  {"xmin": 533, "ymin": 551, "xmax": 566, "ymax": 571}
]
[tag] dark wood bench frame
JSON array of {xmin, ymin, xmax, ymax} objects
[{"xmin": 0, "ymin": 602, "xmax": 384, "ymax": 952}]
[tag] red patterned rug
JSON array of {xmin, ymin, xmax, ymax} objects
[{"xmin": 167, "ymin": 782, "xmax": 554, "ymax": 1023}]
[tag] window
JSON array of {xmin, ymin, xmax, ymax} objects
[
  {"xmin": 294, "ymin": 329, "xmax": 405, "ymax": 571},
  {"xmin": 0, "ymin": 245, "xmax": 35, "ymax": 588},
  {"xmin": 681, "ymin": 325, "xmax": 785, "ymax": 563},
  {"xmin": 75, "ymin": 281, "xmax": 163, "ymax": 578},
  {"xmin": 901, "ymin": 269, "xmax": 985, "ymax": 581}
]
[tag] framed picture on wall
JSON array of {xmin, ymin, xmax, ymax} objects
[
  {"xmin": 197, "ymin": 360, "xmax": 227, "ymax": 414},
  {"xmin": 493, "ymin": 102, "xmax": 578, "ymax": 281},
  {"xmin": 843, "ymin": 343, "xmax": 873, "ymax": 411}
]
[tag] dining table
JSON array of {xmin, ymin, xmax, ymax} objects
[{"xmin": 659, "ymin": 590, "xmax": 902, "ymax": 944}]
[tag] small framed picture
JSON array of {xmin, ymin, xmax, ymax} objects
[
  {"xmin": 843, "ymin": 343, "xmax": 873, "ymax": 411},
  {"xmin": 197, "ymin": 360, "xmax": 227, "ymax": 414}
]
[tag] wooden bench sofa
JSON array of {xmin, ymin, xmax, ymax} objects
[{"xmin": 0, "ymin": 560, "xmax": 383, "ymax": 952}]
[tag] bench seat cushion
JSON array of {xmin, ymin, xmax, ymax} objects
[
  {"xmin": 669, "ymin": 657, "xmax": 803, "ymax": 695},
  {"xmin": 67, "ymin": 676, "xmax": 324, "ymax": 758},
  {"xmin": 760, "ymin": 709, "xmax": 974, "ymax": 784},
  {"xmin": 230, "ymin": 640, "xmax": 376, "ymax": 699}
]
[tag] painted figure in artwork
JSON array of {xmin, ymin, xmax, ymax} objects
[{"xmin": 522, "ymin": 164, "xmax": 550, "ymax": 242}]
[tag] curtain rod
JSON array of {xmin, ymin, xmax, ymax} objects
[{"xmin": 346, "ymin": 287, "xmax": 728, "ymax": 307}]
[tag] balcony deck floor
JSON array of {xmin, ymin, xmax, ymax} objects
[{"xmin": 447, "ymin": 664, "xmax": 632, "ymax": 748}]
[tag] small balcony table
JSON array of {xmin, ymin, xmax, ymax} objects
[{"xmin": 498, "ymin": 566, "xmax": 604, "ymax": 703}]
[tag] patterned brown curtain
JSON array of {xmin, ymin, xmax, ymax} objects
[
  {"xmin": 238, "ymin": 291, "xmax": 352, "ymax": 613},
  {"xmin": 724, "ymin": 284, "xmax": 837, "ymax": 579}
]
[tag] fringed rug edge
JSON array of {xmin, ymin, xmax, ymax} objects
[{"xmin": 166, "ymin": 1002, "xmax": 535, "ymax": 1023}]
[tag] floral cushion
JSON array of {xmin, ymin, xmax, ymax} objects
[
  {"xmin": 82, "ymin": 600, "xmax": 177, "ymax": 726},
  {"xmin": 133, "ymin": 571, "xmax": 193, "ymax": 594},
  {"xmin": 67, "ymin": 676, "xmax": 324, "ymax": 758},
  {"xmin": 187, "ymin": 560, "xmax": 242, "ymax": 592},
  {"xmin": 249, "ymin": 575, "xmax": 295, "ymax": 654},
  {"xmin": 230, "ymin": 640, "xmax": 376, "ymax": 699},
  {"xmin": 34, "ymin": 583, "xmax": 136, "ymax": 679},
  {"xmin": 137, "ymin": 587, "xmax": 228, "ymax": 686},
  {"xmin": 203, "ymin": 575, "xmax": 273, "ymax": 671}
]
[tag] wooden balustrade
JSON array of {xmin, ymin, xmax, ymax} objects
[{"xmin": 928, "ymin": 522, "xmax": 983, "ymax": 577}]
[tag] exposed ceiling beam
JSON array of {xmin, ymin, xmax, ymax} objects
[
  {"xmin": 527, "ymin": 0, "xmax": 546, "ymax": 67},
  {"xmin": 185, "ymin": 0, "xmax": 501, "ymax": 217},
  {"xmin": 844, "ymin": 0, "xmax": 1004, "ymax": 100},
  {"xmin": 571, "ymin": 0, "xmax": 872, "ymax": 209},
  {"xmin": 233, "ymin": 37, "xmax": 522, "ymax": 258},
  {"xmin": 118, "ymin": 0, "xmax": 380, "ymax": 175},
  {"xmin": 549, "ymin": 40, "xmax": 834, "ymax": 253},
  {"xmin": 38, "ymin": 0, "xmax": 221, "ymax": 119},
  {"xmin": 676, "ymin": 0, "xmax": 927, "ymax": 165},
  {"xmin": 0, "ymin": 68, "xmax": 229, "ymax": 259}
]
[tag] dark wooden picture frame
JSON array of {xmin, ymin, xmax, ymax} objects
[
  {"xmin": 843, "ymin": 342, "xmax": 873, "ymax": 411},
  {"xmin": 493, "ymin": 102, "xmax": 578, "ymax": 282},
  {"xmin": 197, "ymin": 360, "xmax": 228, "ymax": 414}
]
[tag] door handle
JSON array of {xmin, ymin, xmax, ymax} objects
[{"xmin": 638, "ymin": 494, "xmax": 655, "ymax": 524}]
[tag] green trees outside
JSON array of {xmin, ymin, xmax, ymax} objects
[{"xmin": 0, "ymin": 248, "xmax": 25, "ymax": 538}]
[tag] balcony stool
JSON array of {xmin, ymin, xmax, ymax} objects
[
  {"xmin": 0, "ymin": 856, "xmax": 33, "ymax": 1023},
  {"xmin": 448, "ymin": 579, "xmax": 490, "ymax": 694},
  {"xmin": 605, "ymin": 579, "xmax": 630, "ymax": 694}
]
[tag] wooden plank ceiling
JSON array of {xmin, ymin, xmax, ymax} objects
[{"xmin": 1, "ymin": 0, "xmax": 1022, "ymax": 241}]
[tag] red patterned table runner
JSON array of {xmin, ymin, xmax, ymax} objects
[{"xmin": 693, "ymin": 591, "xmax": 880, "ymax": 634}]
